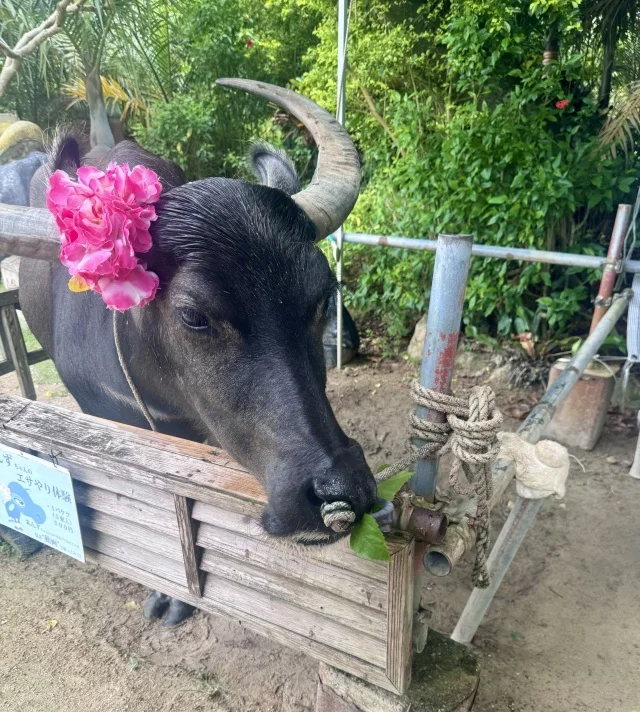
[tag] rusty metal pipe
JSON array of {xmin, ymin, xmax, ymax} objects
[
  {"xmin": 393, "ymin": 501, "xmax": 448, "ymax": 544},
  {"xmin": 589, "ymin": 204, "xmax": 632, "ymax": 333},
  {"xmin": 411, "ymin": 234, "xmax": 473, "ymax": 502}
]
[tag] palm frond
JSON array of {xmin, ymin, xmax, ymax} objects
[
  {"xmin": 63, "ymin": 73, "xmax": 153, "ymax": 122},
  {"xmin": 600, "ymin": 80, "xmax": 640, "ymax": 156}
]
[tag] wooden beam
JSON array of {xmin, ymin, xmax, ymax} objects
[
  {"xmin": 0, "ymin": 204, "xmax": 60, "ymax": 262},
  {"xmin": 0, "ymin": 396, "xmax": 266, "ymax": 507},
  {"xmin": 385, "ymin": 538, "xmax": 414, "ymax": 694},
  {"xmin": 200, "ymin": 548, "xmax": 386, "ymax": 640},
  {"xmin": 0, "ymin": 289, "xmax": 19, "ymax": 308},
  {"xmin": 0, "ymin": 305, "xmax": 36, "ymax": 399},
  {"xmin": 173, "ymin": 494, "xmax": 203, "ymax": 598},
  {"xmin": 77, "ymin": 506, "xmax": 183, "ymax": 562},
  {"xmin": 0, "ymin": 394, "xmax": 416, "ymax": 694},
  {"xmin": 73, "ymin": 481, "xmax": 179, "ymax": 537},
  {"xmin": 82, "ymin": 529, "xmax": 188, "ymax": 587},
  {"xmin": 0, "ymin": 348, "xmax": 48, "ymax": 377}
]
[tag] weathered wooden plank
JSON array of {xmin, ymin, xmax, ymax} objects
[
  {"xmin": 73, "ymin": 481, "xmax": 178, "ymax": 537},
  {"xmin": 200, "ymin": 549, "xmax": 387, "ymax": 640},
  {"xmin": 192, "ymin": 501, "xmax": 397, "ymax": 582},
  {"xmin": 71, "ymin": 465, "xmax": 175, "ymax": 511},
  {"xmin": 385, "ymin": 538, "xmax": 414, "ymax": 695},
  {"xmin": 0, "ymin": 395, "xmax": 266, "ymax": 505},
  {"xmin": 200, "ymin": 571, "xmax": 386, "ymax": 668},
  {"xmin": 0, "ymin": 348, "xmax": 47, "ymax": 377},
  {"xmin": 174, "ymin": 494, "xmax": 202, "ymax": 598},
  {"xmin": 0, "ymin": 409, "xmax": 262, "ymax": 516},
  {"xmin": 77, "ymin": 506, "xmax": 183, "ymax": 562},
  {"xmin": 197, "ymin": 523, "xmax": 387, "ymax": 611},
  {"xmin": 82, "ymin": 529, "xmax": 188, "ymax": 587},
  {"xmin": 84, "ymin": 549, "xmax": 396, "ymax": 693},
  {"xmin": 0, "ymin": 306, "xmax": 36, "ymax": 399}
]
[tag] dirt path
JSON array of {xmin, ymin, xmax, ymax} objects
[{"xmin": 1, "ymin": 356, "xmax": 639, "ymax": 711}]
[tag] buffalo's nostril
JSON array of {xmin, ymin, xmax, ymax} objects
[{"xmin": 305, "ymin": 487, "xmax": 324, "ymax": 509}]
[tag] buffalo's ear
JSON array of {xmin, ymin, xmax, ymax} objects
[{"xmin": 248, "ymin": 141, "xmax": 301, "ymax": 196}]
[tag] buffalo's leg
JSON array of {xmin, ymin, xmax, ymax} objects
[
  {"xmin": 0, "ymin": 524, "xmax": 42, "ymax": 559},
  {"xmin": 142, "ymin": 591, "xmax": 195, "ymax": 626},
  {"xmin": 163, "ymin": 598, "xmax": 195, "ymax": 627},
  {"xmin": 142, "ymin": 591, "xmax": 171, "ymax": 620}
]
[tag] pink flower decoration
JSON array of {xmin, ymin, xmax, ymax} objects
[
  {"xmin": 555, "ymin": 99, "xmax": 570, "ymax": 110},
  {"xmin": 47, "ymin": 162, "xmax": 162, "ymax": 311}
]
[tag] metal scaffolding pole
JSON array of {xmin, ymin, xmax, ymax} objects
[
  {"xmin": 343, "ymin": 232, "xmax": 640, "ymax": 273},
  {"xmin": 411, "ymin": 234, "xmax": 473, "ymax": 501},
  {"xmin": 334, "ymin": 0, "xmax": 348, "ymax": 369},
  {"xmin": 451, "ymin": 289, "xmax": 633, "ymax": 645}
]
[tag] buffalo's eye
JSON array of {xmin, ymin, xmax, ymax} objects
[{"xmin": 180, "ymin": 308, "xmax": 210, "ymax": 330}]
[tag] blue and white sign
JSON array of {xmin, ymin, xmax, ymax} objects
[{"xmin": 0, "ymin": 444, "xmax": 84, "ymax": 562}]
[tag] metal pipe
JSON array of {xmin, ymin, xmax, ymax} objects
[
  {"xmin": 451, "ymin": 496, "xmax": 542, "ymax": 645},
  {"xmin": 424, "ymin": 520, "xmax": 474, "ymax": 577},
  {"xmin": 409, "ymin": 234, "xmax": 472, "ymax": 620},
  {"xmin": 452, "ymin": 290, "xmax": 633, "ymax": 645},
  {"xmin": 590, "ymin": 204, "xmax": 632, "ymax": 333},
  {"xmin": 411, "ymin": 234, "xmax": 473, "ymax": 503},
  {"xmin": 343, "ymin": 232, "xmax": 640, "ymax": 273},
  {"xmin": 334, "ymin": 0, "xmax": 348, "ymax": 369},
  {"xmin": 491, "ymin": 289, "xmax": 633, "ymax": 507},
  {"xmin": 630, "ymin": 411, "xmax": 640, "ymax": 481}
]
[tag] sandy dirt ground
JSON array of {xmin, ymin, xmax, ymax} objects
[{"xmin": 1, "ymin": 354, "xmax": 639, "ymax": 712}]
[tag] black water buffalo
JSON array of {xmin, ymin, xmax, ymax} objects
[{"xmin": 14, "ymin": 80, "xmax": 376, "ymax": 625}]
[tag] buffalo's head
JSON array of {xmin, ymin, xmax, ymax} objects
[{"xmin": 12, "ymin": 80, "xmax": 377, "ymax": 544}]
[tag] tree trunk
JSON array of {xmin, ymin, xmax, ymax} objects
[
  {"xmin": 84, "ymin": 60, "xmax": 115, "ymax": 148},
  {"xmin": 599, "ymin": 24, "xmax": 616, "ymax": 109}
]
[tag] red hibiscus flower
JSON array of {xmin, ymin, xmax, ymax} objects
[{"xmin": 555, "ymin": 99, "xmax": 570, "ymax": 110}]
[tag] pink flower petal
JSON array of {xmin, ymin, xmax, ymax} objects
[
  {"xmin": 98, "ymin": 266, "xmax": 159, "ymax": 311},
  {"xmin": 47, "ymin": 163, "xmax": 162, "ymax": 310}
]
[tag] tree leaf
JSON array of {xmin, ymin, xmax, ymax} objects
[
  {"xmin": 376, "ymin": 471, "xmax": 413, "ymax": 501},
  {"xmin": 349, "ymin": 513, "xmax": 390, "ymax": 561}
]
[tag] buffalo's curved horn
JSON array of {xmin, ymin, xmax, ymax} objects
[
  {"xmin": 217, "ymin": 78, "xmax": 361, "ymax": 240},
  {"xmin": 0, "ymin": 204, "xmax": 60, "ymax": 261}
]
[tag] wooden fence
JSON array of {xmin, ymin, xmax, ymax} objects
[
  {"xmin": 0, "ymin": 394, "xmax": 415, "ymax": 695},
  {"xmin": 0, "ymin": 289, "xmax": 47, "ymax": 399}
]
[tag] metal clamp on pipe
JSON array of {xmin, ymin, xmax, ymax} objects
[
  {"xmin": 423, "ymin": 518, "xmax": 474, "ymax": 577},
  {"xmin": 394, "ymin": 491, "xmax": 448, "ymax": 545}
]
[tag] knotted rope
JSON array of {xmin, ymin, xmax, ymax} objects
[{"xmin": 321, "ymin": 381, "xmax": 502, "ymax": 588}]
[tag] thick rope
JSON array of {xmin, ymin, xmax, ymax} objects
[
  {"xmin": 113, "ymin": 311, "xmax": 158, "ymax": 433},
  {"xmin": 321, "ymin": 381, "xmax": 502, "ymax": 588}
]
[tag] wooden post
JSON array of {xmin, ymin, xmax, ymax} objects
[
  {"xmin": 173, "ymin": 494, "xmax": 203, "ymax": 597},
  {"xmin": 0, "ymin": 303, "xmax": 36, "ymax": 399}
]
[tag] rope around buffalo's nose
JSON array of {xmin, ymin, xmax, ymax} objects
[{"xmin": 320, "ymin": 382, "xmax": 502, "ymax": 588}]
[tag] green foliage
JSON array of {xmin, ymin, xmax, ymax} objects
[
  {"xmin": 5, "ymin": 0, "xmax": 640, "ymax": 352},
  {"xmin": 376, "ymin": 470, "xmax": 413, "ymax": 501},
  {"xmin": 350, "ymin": 471, "xmax": 412, "ymax": 561},
  {"xmin": 349, "ymin": 513, "xmax": 390, "ymax": 562},
  {"xmin": 133, "ymin": 0, "xmax": 320, "ymax": 178},
  {"xmin": 314, "ymin": 0, "xmax": 640, "ymax": 347}
]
